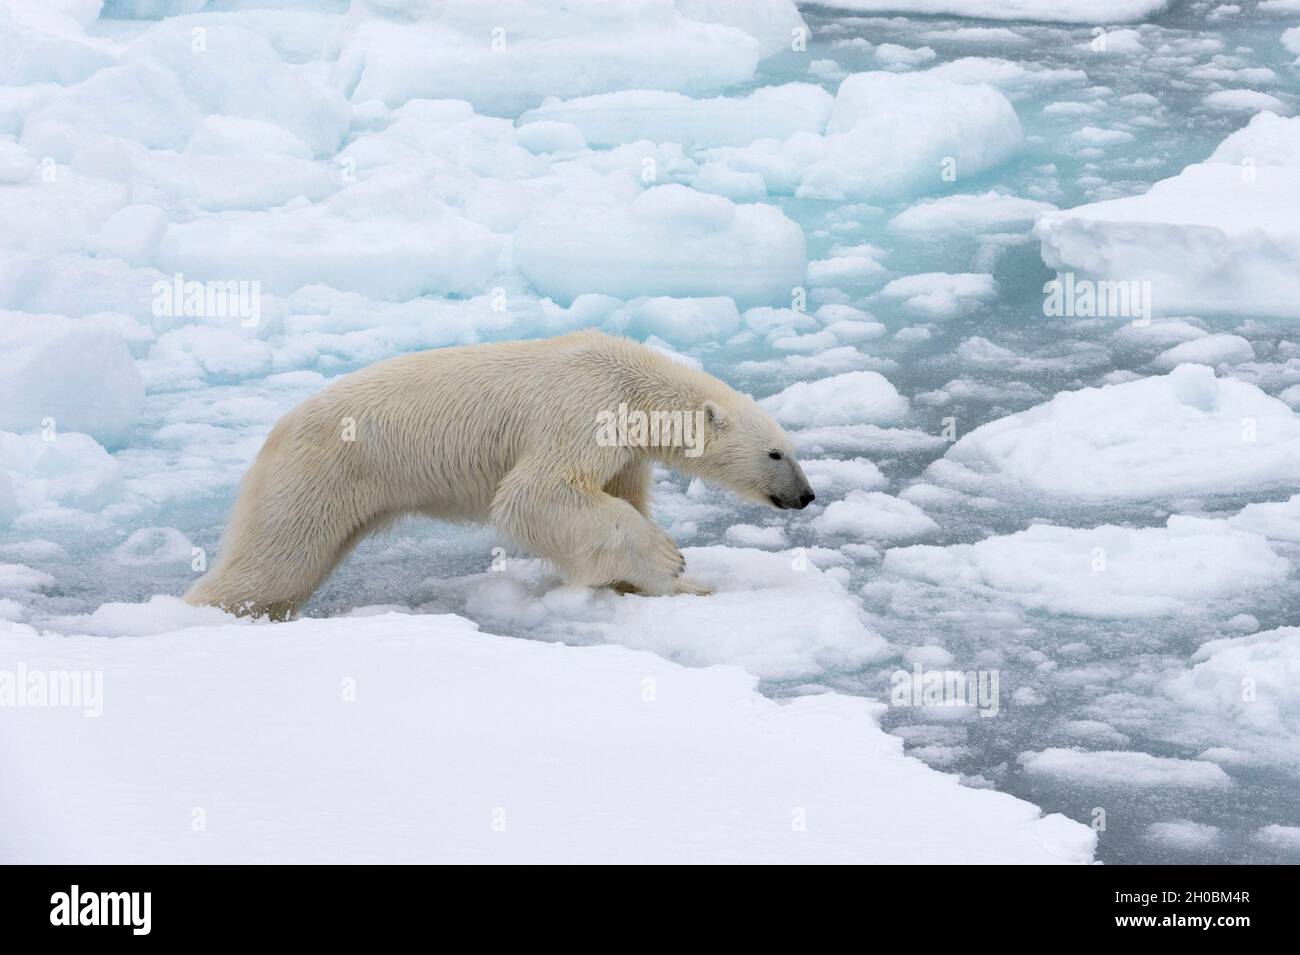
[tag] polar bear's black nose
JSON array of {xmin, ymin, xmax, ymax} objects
[{"xmin": 797, "ymin": 491, "xmax": 815, "ymax": 509}]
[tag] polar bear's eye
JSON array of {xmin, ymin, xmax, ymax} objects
[{"xmin": 768, "ymin": 451, "xmax": 783, "ymax": 460}]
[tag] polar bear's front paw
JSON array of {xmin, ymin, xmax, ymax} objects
[
  {"xmin": 630, "ymin": 525, "xmax": 685, "ymax": 593},
  {"xmin": 672, "ymin": 576, "xmax": 713, "ymax": 596}
]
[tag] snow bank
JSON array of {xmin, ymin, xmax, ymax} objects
[
  {"xmin": 514, "ymin": 185, "xmax": 805, "ymax": 308},
  {"xmin": 1036, "ymin": 112, "xmax": 1300, "ymax": 318},
  {"xmin": 922, "ymin": 365, "xmax": 1300, "ymax": 505},
  {"xmin": 810, "ymin": 1, "xmax": 1170, "ymax": 23},
  {"xmin": 883, "ymin": 517, "xmax": 1288, "ymax": 619},
  {"xmin": 0, "ymin": 610, "xmax": 1095, "ymax": 863}
]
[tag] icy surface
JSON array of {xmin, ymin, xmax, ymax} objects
[
  {"xmin": 1, "ymin": 0, "xmax": 1298, "ymax": 864},
  {"xmin": 1, "ymin": 606, "xmax": 1093, "ymax": 863},
  {"xmin": 1036, "ymin": 112, "xmax": 1300, "ymax": 318}
]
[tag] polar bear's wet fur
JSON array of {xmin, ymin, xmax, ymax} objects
[{"xmin": 186, "ymin": 330, "xmax": 815, "ymax": 619}]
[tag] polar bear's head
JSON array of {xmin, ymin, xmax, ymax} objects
[{"xmin": 692, "ymin": 395, "xmax": 815, "ymax": 511}]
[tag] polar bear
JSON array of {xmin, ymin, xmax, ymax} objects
[{"xmin": 185, "ymin": 330, "xmax": 814, "ymax": 619}]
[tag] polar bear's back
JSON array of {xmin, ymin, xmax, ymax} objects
[{"xmin": 264, "ymin": 330, "xmax": 641, "ymax": 521}]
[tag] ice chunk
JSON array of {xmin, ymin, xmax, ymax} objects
[
  {"xmin": 0, "ymin": 431, "xmax": 126, "ymax": 515},
  {"xmin": 1152, "ymin": 333, "xmax": 1253, "ymax": 370},
  {"xmin": 46, "ymin": 594, "xmax": 244, "ymax": 637},
  {"xmin": 923, "ymin": 365, "xmax": 1300, "ymax": 504},
  {"xmin": 24, "ymin": 23, "xmax": 350, "ymax": 156},
  {"xmin": 335, "ymin": 0, "xmax": 797, "ymax": 116},
  {"xmin": 804, "ymin": 71, "xmax": 1021, "ymax": 200},
  {"xmin": 873, "ymin": 44, "xmax": 936, "ymax": 69},
  {"xmin": 723, "ymin": 523, "xmax": 788, "ymax": 548},
  {"xmin": 514, "ymin": 185, "xmax": 805, "ymax": 309},
  {"xmin": 433, "ymin": 546, "xmax": 890, "ymax": 680},
  {"xmin": 0, "ymin": 0, "xmax": 118, "ymax": 86},
  {"xmin": 1204, "ymin": 90, "xmax": 1289, "ymax": 113},
  {"xmin": 761, "ymin": 371, "xmax": 909, "ymax": 428},
  {"xmin": 184, "ymin": 115, "xmax": 315, "ymax": 160},
  {"xmin": 1208, "ymin": 110, "xmax": 1300, "ymax": 166},
  {"xmin": 809, "ymin": 2, "xmax": 1171, "ymax": 24},
  {"xmin": 90, "ymin": 204, "xmax": 169, "ymax": 267},
  {"xmin": 1036, "ymin": 113, "xmax": 1300, "ymax": 318},
  {"xmin": 1144, "ymin": 821, "xmax": 1221, "ymax": 849},
  {"xmin": 1253, "ymin": 825, "xmax": 1300, "ymax": 852},
  {"xmin": 1229, "ymin": 493, "xmax": 1300, "ymax": 542},
  {"xmin": 1019, "ymin": 749, "xmax": 1232, "ymax": 788},
  {"xmin": 518, "ymin": 84, "xmax": 832, "ymax": 149},
  {"xmin": 607, "ymin": 296, "xmax": 740, "ymax": 345},
  {"xmin": 513, "ymin": 120, "xmax": 586, "ymax": 155},
  {"xmin": 888, "ymin": 191, "xmax": 1055, "ymax": 233},
  {"xmin": 111, "ymin": 527, "xmax": 196, "ymax": 568},
  {"xmin": 158, "ymin": 168, "xmax": 503, "ymax": 299},
  {"xmin": 883, "ymin": 517, "xmax": 1289, "ymax": 619},
  {"xmin": 0, "ymin": 312, "xmax": 144, "ymax": 447},
  {"xmin": 880, "ymin": 272, "xmax": 996, "ymax": 318},
  {"xmin": 812, "ymin": 490, "xmax": 939, "ymax": 542},
  {"xmin": 1162, "ymin": 626, "xmax": 1300, "ymax": 766},
  {"xmin": 703, "ymin": 71, "xmax": 1020, "ymax": 200},
  {"xmin": 801, "ymin": 457, "xmax": 887, "ymax": 494}
]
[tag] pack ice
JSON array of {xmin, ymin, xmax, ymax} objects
[{"xmin": 1036, "ymin": 112, "xmax": 1300, "ymax": 318}]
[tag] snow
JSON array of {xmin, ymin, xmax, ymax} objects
[
  {"xmin": 1, "ymin": 599, "xmax": 1095, "ymax": 864},
  {"xmin": 922, "ymin": 365, "xmax": 1300, "ymax": 505},
  {"xmin": 882, "ymin": 517, "xmax": 1289, "ymax": 619},
  {"xmin": 1036, "ymin": 112, "xmax": 1300, "ymax": 318}
]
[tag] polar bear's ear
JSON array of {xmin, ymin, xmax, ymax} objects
[{"xmin": 703, "ymin": 400, "xmax": 728, "ymax": 429}]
